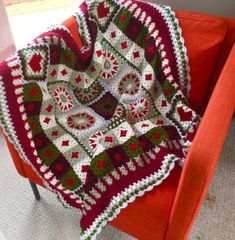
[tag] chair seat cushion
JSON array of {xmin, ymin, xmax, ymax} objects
[{"xmin": 110, "ymin": 165, "xmax": 182, "ymax": 240}]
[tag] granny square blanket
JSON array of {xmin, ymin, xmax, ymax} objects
[{"xmin": 0, "ymin": 0, "xmax": 200, "ymax": 239}]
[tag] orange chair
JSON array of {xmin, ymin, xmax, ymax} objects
[{"xmin": 1, "ymin": 9, "xmax": 235, "ymax": 240}]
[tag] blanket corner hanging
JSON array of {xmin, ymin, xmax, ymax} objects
[{"xmin": 0, "ymin": 0, "xmax": 200, "ymax": 239}]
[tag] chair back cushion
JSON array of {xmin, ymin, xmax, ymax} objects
[
  {"xmin": 177, "ymin": 11, "xmax": 227, "ymax": 114},
  {"xmin": 208, "ymin": 18, "xmax": 235, "ymax": 105}
]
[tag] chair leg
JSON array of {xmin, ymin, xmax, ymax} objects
[{"xmin": 29, "ymin": 180, "xmax": 41, "ymax": 200}]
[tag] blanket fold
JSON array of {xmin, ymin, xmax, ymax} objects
[{"xmin": 0, "ymin": 0, "xmax": 200, "ymax": 239}]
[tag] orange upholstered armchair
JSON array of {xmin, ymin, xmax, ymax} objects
[{"xmin": 1, "ymin": 9, "xmax": 235, "ymax": 240}]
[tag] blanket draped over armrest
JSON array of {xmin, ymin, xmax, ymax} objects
[{"xmin": 0, "ymin": 0, "xmax": 200, "ymax": 239}]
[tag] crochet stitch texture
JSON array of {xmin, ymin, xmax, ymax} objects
[{"xmin": 0, "ymin": 0, "xmax": 200, "ymax": 239}]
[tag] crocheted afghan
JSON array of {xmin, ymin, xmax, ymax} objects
[{"xmin": 0, "ymin": 0, "xmax": 200, "ymax": 239}]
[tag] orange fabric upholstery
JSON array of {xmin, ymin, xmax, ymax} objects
[
  {"xmin": 213, "ymin": 18, "xmax": 235, "ymax": 78},
  {"xmin": 176, "ymin": 11, "xmax": 227, "ymax": 114},
  {"xmin": 206, "ymin": 17, "xmax": 235, "ymax": 108},
  {"xmin": 0, "ymin": 130, "xmax": 26, "ymax": 178},
  {"xmin": 110, "ymin": 165, "xmax": 182, "ymax": 240},
  {"xmin": 165, "ymin": 42, "xmax": 235, "ymax": 240},
  {"xmin": 2, "ymin": 132, "xmax": 45, "ymax": 187},
  {"xmin": 62, "ymin": 16, "xmax": 83, "ymax": 49},
  {"xmin": 1, "ymin": 9, "xmax": 235, "ymax": 240}
]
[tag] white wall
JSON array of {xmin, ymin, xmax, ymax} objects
[
  {"xmin": 0, "ymin": 0, "xmax": 15, "ymax": 62},
  {"xmin": 148, "ymin": 0, "xmax": 235, "ymax": 18}
]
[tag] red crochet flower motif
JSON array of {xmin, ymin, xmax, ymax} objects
[
  {"xmin": 129, "ymin": 97, "xmax": 150, "ymax": 120},
  {"xmin": 67, "ymin": 112, "xmax": 95, "ymax": 131},
  {"xmin": 118, "ymin": 73, "xmax": 140, "ymax": 96},
  {"xmin": 89, "ymin": 131, "xmax": 105, "ymax": 151},
  {"xmin": 111, "ymin": 104, "xmax": 125, "ymax": 120},
  {"xmin": 101, "ymin": 51, "xmax": 119, "ymax": 79},
  {"xmin": 53, "ymin": 86, "xmax": 73, "ymax": 112}
]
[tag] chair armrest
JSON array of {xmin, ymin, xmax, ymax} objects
[{"xmin": 165, "ymin": 43, "xmax": 235, "ymax": 240}]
